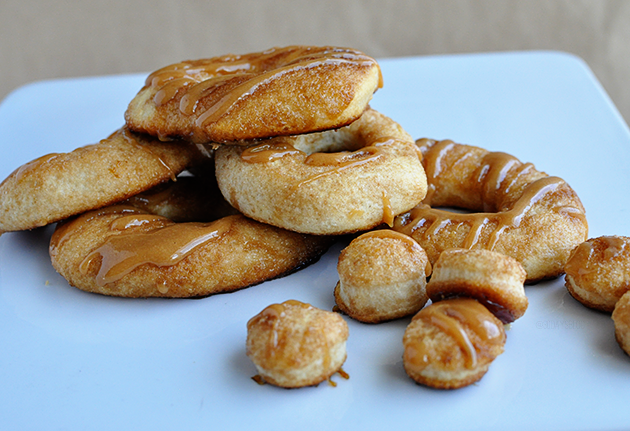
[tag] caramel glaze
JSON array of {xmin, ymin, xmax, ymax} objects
[
  {"xmin": 51, "ymin": 205, "xmax": 234, "ymax": 287},
  {"xmin": 565, "ymin": 236, "xmax": 629, "ymax": 277},
  {"xmin": 144, "ymin": 46, "xmax": 382, "ymax": 131},
  {"xmin": 406, "ymin": 298, "xmax": 505, "ymax": 370}
]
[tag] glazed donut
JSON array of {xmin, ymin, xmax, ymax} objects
[
  {"xmin": 49, "ymin": 203, "xmax": 332, "ymax": 298},
  {"xmin": 246, "ymin": 300, "xmax": 349, "ymax": 388},
  {"xmin": 334, "ymin": 229, "xmax": 431, "ymax": 323},
  {"xmin": 393, "ymin": 139, "xmax": 588, "ymax": 282},
  {"xmin": 426, "ymin": 248, "xmax": 528, "ymax": 323},
  {"xmin": 612, "ymin": 291, "xmax": 630, "ymax": 356},
  {"xmin": 215, "ymin": 108, "xmax": 427, "ymax": 235},
  {"xmin": 0, "ymin": 127, "xmax": 207, "ymax": 233},
  {"xmin": 402, "ymin": 298, "xmax": 506, "ymax": 389},
  {"xmin": 125, "ymin": 46, "xmax": 382, "ymax": 143},
  {"xmin": 565, "ymin": 236, "xmax": 630, "ymax": 312}
]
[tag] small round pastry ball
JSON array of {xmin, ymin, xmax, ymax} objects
[
  {"xmin": 565, "ymin": 236, "xmax": 630, "ymax": 313},
  {"xmin": 426, "ymin": 248, "xmax": 528, "ymax": 323},
  {"xmin": 334, "ymin": 230, "xmax": 431, "ymax": 323},
  {"xmin": 402, "ymin": 298, "xmax": 506, "ymax": 389},
  {"xmin": 612, "ymin": 290, "xmax": 630, "ymax": 356},
  {"xmin": 246, "ymin": 300, "xmax": 349, "ymax": 388}
]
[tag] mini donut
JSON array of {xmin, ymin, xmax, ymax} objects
[
  {"xmin": 402, "ymin": 298, "xmax": 506, "ymax": 389},
  {"xmin": 393, "ymin": 138, "xmax": 588, "ymax": 282},
  {"xmin": 125, "ymin": 46, "xmax": 383, "ymax": 143},
  {"xmin": 246, "ymin": 300, "xmax": 349, "ymax": 388},
  {"xmin": 49, "ymin": 204, "xmax": 332, "ymax": 298},
  {"xmin": 426, "ymin": 248, "xmax": 528, "ymax": 323},
  {"xmin": 215, "ymin": 108, "xmax": 427, "ymax": 235},
  {"xmin": 0, "ymin": 127, "xmax": 208, "ymax": 233},
  {"xmin": 334, "ymin": 229, "xmax": 431, "ymax": 323},
  {"xmin": 565, "ymin": 236, "xmax": 630, "ymax": 312},
  {"xmin": 612, "ymin": 290, "xmax": 630, "ymax": 356}
]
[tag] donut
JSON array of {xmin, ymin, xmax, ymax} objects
[
  {"xmin": 0, "ymin": 127, "xmax": 208, "ymax": 234},
  {"xmin": 246, "ymin": 300, "xmax": 349, "ymax": 388},
  {"xmin": 215, "ymin": 108, "xmax": 427, "ymax": 235},
  {"xmin": 612, "ymin": 291, "xmax": 630, "ymax": 356},
  {"xmin": 565, "ymin": 236, "xmax": 630, "ymax": 312},
  {"xmin": 125, "ymin": 46, "xmax": 383, "ymax": 143},
  {"xmin": 334, "ymin": 229, "xmax": 431, "ymax": 323},
  {"xmin": 393, "ymin": 138, "xmax": 588, "ymax": 282},
  {"xmin": 49, "ymin": 203, "xmax": 332, "ymax": 298},
  {"xmin": 402, "ymin": 298, "xmax": 506, "ymax": 389},
  {"xmin": 426, "ymin": 248, "xmax": 528, "ymax": 323}
]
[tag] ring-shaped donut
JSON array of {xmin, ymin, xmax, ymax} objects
[
  {"xmin": 214, "ymin": 108, "xmax": 427, "ymax": 235},
  {"xmin": 0, "ymin": 127, "xmax": 207, "ymax": 234},
  {"xmin": 393, "ymin": 139, "xmax": 588, "ymax": 282},
  {"xmin": 125, "ymin": 46, "xmax": 382, "ymax": 143}
]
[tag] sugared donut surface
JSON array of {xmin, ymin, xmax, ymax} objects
[
  {"xmin": 402, "ymin": 298, "xmax": 506, "ymax": 389},
  {"xmin": 565, "ymin": 236, "xmax": 630, "ymax": 312},
  {"xmin": 246, "ymin": 300, "xmax": 349, "ymax": 388},
  {"xmin": 394, "ymin": 138, "xmax": 588, "ymax": 282},
  {"xmin": 0, "ymin": 127, "xmax": 206, "ymax": 234},
  {"xmin": 612, "ymin": 291, "xmax": 630, "ymax": 356},
  {"xmin": 334, "ymin": 229, "xmax": 431, "ymax": 323},
  {"xmin": 49, "ymin": 204, "xmax": 332, "ymax": 298},
  {"xmin": 426, "ymin": 248, "xmax": 528, "ymax": 323},
  {"xmin": 215, "ymin": 108, "xmax": 427, "ymax": 235},
  {"xmin": 125, "ymin": 46, "xmax": 382, "ymax": 143}
]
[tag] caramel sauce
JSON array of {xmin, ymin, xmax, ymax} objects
[
  {"xmin": 382, "ymin": 191, "xmax": 394, "ymax": 227},
  {"xmin": 13, "ymin": 153, "xmax": 61, "ymax": 182},
  {"xmin": 78, "ymin": 213, "xmax": 235, "ymax": 286},
  {"xmin": 409, "ymin": 299, "xmax": 504, "ymax": 369},
  {"xmin": 145, "ymin": 46, "xmax": 381, "ymax": 128},
  {"xmin": 565, "ymin": 236, "xmax": 629, "ymax": 276}
]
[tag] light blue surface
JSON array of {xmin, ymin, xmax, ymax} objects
[{"xmin": 1, "ymin": 51, "xmax": 630, "ymax": 431}]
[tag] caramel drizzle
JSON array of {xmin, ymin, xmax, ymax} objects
[
  {"xmin": 566, "ymin": 236, "xmax": 629, "ymax": 276},
  {"xmin": 78, "ymin": 213, "xmax": 234, "ymax": 286},
  {"xmin": 12, "ymin": 153, "xmax": 61, "ymax": 182},
  {"xmin": 145, "ymin": 46, "xmax": 381, "ymax": 127},
  {"xmin": 411, "ymin": 299, "xmax": 504, "ymax": 369}
]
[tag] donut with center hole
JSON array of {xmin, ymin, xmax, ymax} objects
[
  {"xmin": 215, "ymin": 108, "xmax": 427, "ymax": 235},
  {"xmin": 393, "ymin": 139, "xmax": 588, "ymax": 282}
]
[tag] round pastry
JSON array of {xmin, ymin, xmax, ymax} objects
[
  {"xmin": 334, "ymin": 229, "xmax": 431, "ymax": 323},
  {"xmin": 394, "ymin": 138, "xmax": 588, "ymax": 282},
  {"xmin": 565, "ymin": 236, "xmax": 630, "ymax": 312},
  {"xmin": 612, "ymin": 290, "xmax": 630, "ymax": 356},
  {"xmin": 49, "ymin": 204, "xmax": 332, "ymax": 298},
  {"xmin": 402, "ymin": 298, "xmax": 506, "ymax": 389},
  {"xmin": 215, "ymin": 108, "xmax": 427, "ymax": 235},
  {"xmin": 426, "ymin": 248, "xmax": 528, "ymax": 323},
  {"xmin": 125, "ymin": 46, "xmax": 383, "ymax": 143},
  {"xmin": 246, "ymin": 300, "xmax": 349, "ymax": 388},
  {"xmin": 0, "ymin": 127, "xmax": 207, "ymax": 233}
]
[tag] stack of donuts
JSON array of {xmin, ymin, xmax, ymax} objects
[{"xmin": 6, "ymin": 45, "xmax": 624, "ymax": 391}]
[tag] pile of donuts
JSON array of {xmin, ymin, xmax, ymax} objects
[{"xmin": 0, "ymin": 45, "xmax": 626, "ymax": 390}]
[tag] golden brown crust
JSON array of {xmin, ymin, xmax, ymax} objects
[
  {"xmin": 402, "ymin": 298, "xmax": 506, "ymax": 389},
  {"xmin": 246, "ymin": 300, "xmax": 349, "ymax": 388},
  {"xmin": 334, "ymin": 230, "xmax": 430, "ymax": 323},
  {"xmin": 49, "ymin": 205, "xmax": 332, "ymax": 298},
  {"xmin": 125, "ymin": 46, "xmax": 382, "ymax": 143},
  {"xmin": 0, "ymin": 128, "xmax": 206, "ymax": 232},
  {"xmin": 393, "ymin": 139, "xmax": 588, "ymax": 282},
  {"xmin": 565, "ymin": 236, "xmax": 630, "ymax": 312},
  {"xmin": 426, "ymin": 248, "xmax": 528, "ymax": 323},
  {"xmin": 215, "ymin": 108, "xmax": 427, "ymax": 235},
  {"xmin": 612, "ymin": 291, "xmax": 630, "ymax": 356}
]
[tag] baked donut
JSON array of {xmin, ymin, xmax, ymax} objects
[
  {"xmin": 125, "ymin": 46, "xmax": 382, "ymax": 143},
  {"xmin": 215, "ymin": 108, "xmax": 427, "ymax": 235},
  {"xmin": 402, "ymin": 298, "xmax": 506, "ymax": 389},
  {"xmin": 0, "ymin": 127, "xmax": 207, "ymax": 233},
  {"xmin": 565, "ymin": 236, "xmax": 630, "ymax": 312},
  {"xmin": 246, "ymin": 300, "xmax": 349, "ymax": 388},
  {"xmin": 49, "ymin": 204, "xmax": 332, "ymax": 298},
  {"xmin": 426, "ymin": 248, "xmax": 528, "ymax": 323},
  {"xmin": 334, "ymin": 229, "xmax": 431, "ymax": 323},
  {"xmin": 612, "ymin": 290, "xmax": 630, "ymax": 356},
  {"xmin": 393, "ymin": 139, "xmax": 588, "ymax": 282}
]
